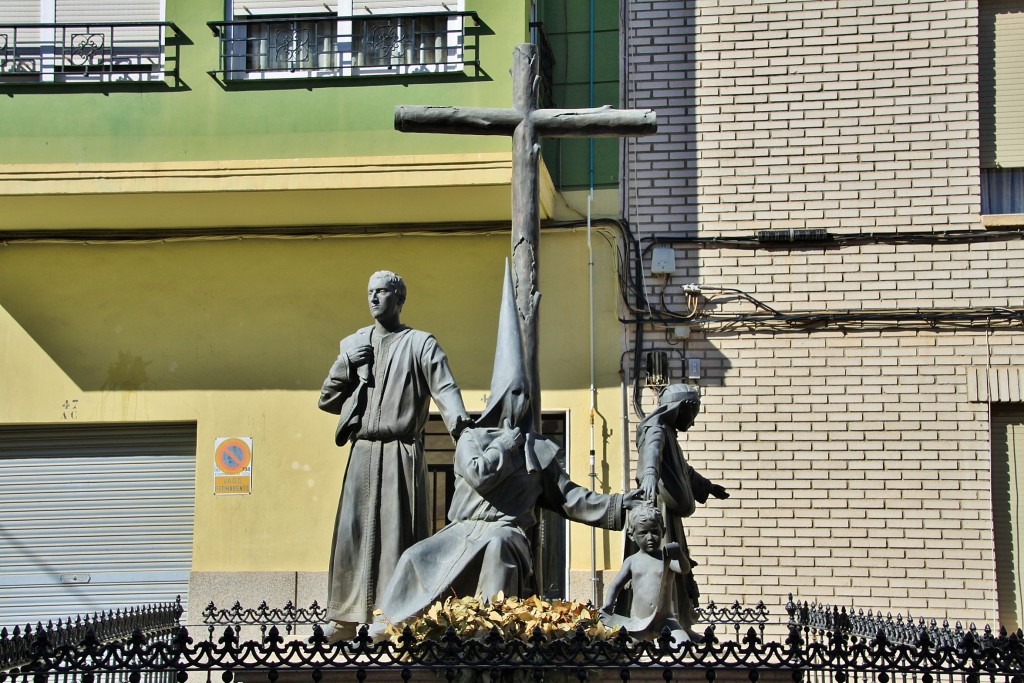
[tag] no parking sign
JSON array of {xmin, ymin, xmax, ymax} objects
[{"xmin": 214, "ymin": 437, "xmax": 253, "ymax": 495}]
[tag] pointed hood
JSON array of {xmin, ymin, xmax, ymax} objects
[{"xmin": 477, "ymin": 260, "xmax": 531, "ymax": 430}]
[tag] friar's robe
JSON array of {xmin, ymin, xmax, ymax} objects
[
  {"xmin": 318, "ymin": 324, "xmax": 467, "ymax": 625},
  {"xmin": 377, "ymin": 426, "xmax": 624, "ymax": 626}
]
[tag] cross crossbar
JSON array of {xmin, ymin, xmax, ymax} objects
[{"xmin": 395, "ymin": 105, "xmax": 657, "ymax": 138}]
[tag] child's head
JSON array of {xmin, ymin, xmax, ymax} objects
[{"xmin": 627, "ymin": 504, "xmax": 664, "ymax": 553}]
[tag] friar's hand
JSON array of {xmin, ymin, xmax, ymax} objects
[
  {"xmin": 347, "ymin": 345, "xmax": 373, "ymax": 368},
  {"xmin": 708, "ymin": 483, "xmax": 730, "ymax": 500},
  {"xmin": 453, "ymin": 415, "xmax": 474, "ymax": 441},
  {"xmin": 640, "ymin": 473, "xmax": 658, "ymax": 501},
  {"xmin": 622, "ymin": 488, "xmax": 645, "ymax": 509}
]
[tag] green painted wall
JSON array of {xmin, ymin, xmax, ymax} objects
[
  {"xmin": 537, "ymin": 0, "xmax": 620, "ymax": 190},
  {"xmin": 0, "ymin": 0, "xmax": 532, "ymax": 164}
]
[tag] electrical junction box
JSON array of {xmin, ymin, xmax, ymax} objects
[
  {"xmin": 686, "ymin": 358, "xmax": 701, "ymax": 380},
  {"xmin": 651, "ymin": 246, "xmax": 676, "ymax": 275}
]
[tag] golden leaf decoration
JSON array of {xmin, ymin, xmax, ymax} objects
[{"xmin": 380, "ymin": 592, "xmax": 615, "ymax": 645}]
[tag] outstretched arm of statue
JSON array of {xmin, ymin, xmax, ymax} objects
[
  {"xmin": 689, "ymin": 467, "xmax": 730, "ymax": 505},
  {"xmin": 550, "ymin": 458, "xmax": 625, "ymax": 530},
  {"xmin": 420, "ymin": 335, "xmax": 471, "ymax": 438}
]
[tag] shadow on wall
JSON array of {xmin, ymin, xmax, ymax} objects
[
  {"xmin": 623, "ymin": 1, "xmax": 733, "ymax": 411},
  {"xmin": 0, "ymin": 231, "xmax": 622, "ymax": 393}
]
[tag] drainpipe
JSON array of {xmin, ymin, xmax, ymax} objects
[{"xmin": 587, "ymin": 0, "xmax": 599, "ymax": 608}]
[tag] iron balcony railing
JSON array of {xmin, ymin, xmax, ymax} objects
[
  {"xmin": 0, "ymin": 22, "xmax": 184, "ymax": 85},
  {"xmin": 207, "ymin": 11, "xmax": 480, "ymax": 82}
]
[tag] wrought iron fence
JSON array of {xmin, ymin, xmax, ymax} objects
[
  {"xmin": 0, "ymin": 598, "xmax": 182, "ymax": 670},
  {"xmin": 207, "ymin": 12, "xmax": 480, "ymax": 82},
  {"xmin": 200, "ymin": 600, "xmax": 327, "ymax": 639},
  {"xmin": 197, "ymin": 598, "xmax": 772, "ymax": 642},
  {"xmin": 3, "ymin": 598, "xmax": 1022, "ymax": 682},
  {"xmin": 0, "ymin": 22, "xmax": 183, "ymax": 84},
  {"xmin": 787, "ymin": 595, "xmax": 1024, "ymax": 651}
]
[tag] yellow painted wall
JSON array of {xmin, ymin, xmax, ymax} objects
[{"xmin": 0, "ymin": 228, "xmax": 625, "ymax": 573}]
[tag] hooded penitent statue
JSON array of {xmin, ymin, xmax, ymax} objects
[{"xmin": 374, "ymin": 262, "xmax": 641, "ymax": 628}]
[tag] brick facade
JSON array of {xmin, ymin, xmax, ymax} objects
[{"xmin": 621, "ymin": 0, "xmax": 1022, "ymax": 624}]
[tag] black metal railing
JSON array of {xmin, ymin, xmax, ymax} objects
[
  {"xmin": 787, "ymin": 595, "xmax": 1022, "ymax": 650},
  {"xmin": 529, "ymin": 21, "xmax": 555, "ymax": 107},
  {"xmin": 200, "ymin": 600, "xmax": 326, "ymax": 638},
  {"xmin": 4, "ymin": 598, "xmax": 1022, "ymax": 682},
  {"xmin": 197, "ymin": 598, "xmax": 772, "ymax": 642},
  {"xmin": 0, "ymin": 597, "xmax": 183, "ymax": 670},
  {"xmin": 207, "ymin": 12, "xmax": 479, "ymax": 82},
  {"xmin": 0, "ymin": 22, "xmax": 184, "ymax": 85}
]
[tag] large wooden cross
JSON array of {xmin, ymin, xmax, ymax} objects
[{"xmin": 395, "ymin": 44, "xmax": 657, "ymax": 427}]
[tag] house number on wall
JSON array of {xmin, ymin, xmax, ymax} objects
[{"xmin": 61, "ymin": 399, "xmax": 79, "ymax": 420}]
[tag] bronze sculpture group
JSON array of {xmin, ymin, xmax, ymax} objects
[{"xmin": 318, "ymin": 267, "xmax": 729, "ymax": 644}]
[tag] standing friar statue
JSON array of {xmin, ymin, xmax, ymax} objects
[{"xmin": 318, "ymin": 270, "xmax": 473, "ymax": 642}]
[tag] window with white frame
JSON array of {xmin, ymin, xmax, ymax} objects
[
  {"xmin": 222, "ymin": 0, "xmax": 465, "ymax": 79},
  {"xmin": 0, "ymin": 0, "xmax": 166, "ymax": 83}
]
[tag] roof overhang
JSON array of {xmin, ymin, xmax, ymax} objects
[{"xmin": 0, "ymin": 152, "xmax": 568, "ymax": 231}]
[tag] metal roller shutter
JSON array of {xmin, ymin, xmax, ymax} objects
[
  {"xmin": 354, "ymin": 1, "xmax": 450, "ymax": 14},
  {"xmin": 54, "ymin": 0, "xmax": 163, "ymax": 51},
  {"xmin": 992, "ymin": 405, "xmax": 1024, "ymax": 630},
  {"xmin": 980, "ymin": 0, "xmax": 1024, "ymax": 168},
  {"xmin": 0, "ymin": 0, "xmax": 40, "ymax": 22},
  {"xmin": 0, "ymin": 422, "xmax": 196, "ymax": 628},
  {"xmin": 54, "ymin": 0, "xmax": 161, "ymax": 24},
  {"xmin": 0, "ymin": 0, "xmax": 42, "ymax": 47},
  {"xmin": 232, "ymin": 0, "xmax": 338, "ymax": 16}
]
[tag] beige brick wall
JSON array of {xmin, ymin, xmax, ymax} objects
[{"xmin": 622, "ymin": 0, "xmax": 1021, "ymax": 625}]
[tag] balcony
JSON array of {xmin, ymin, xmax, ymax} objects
[
  {"xmin": 207, "ymin": 11, "xmax": 480, "ymax": 83},
  {"xmin": 0, "ymin": 22, "xmax": 183, "ymax": 85}
]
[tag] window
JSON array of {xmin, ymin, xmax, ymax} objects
[
  {"xmin": 982, "ymin": 168, "xmax": 1024, "ymax": 214},
  {"xmin": 979, "ymin": 1, "xmax": 1024, "ymax": 215},
  {"xmin": 424, "ymin": 412, "xmax": 569, "ymax": 600},
  {"xmin": 353, "ymin": 14, "xmax": 450, "ymax": 68},
  {"xmin": 992, "ymin": 405, "xmax": 1024, "ymax": 630},
  {"xmin": 213, "ymin": 0, "xmax": 473, "ymax": 81},
  {"xmin": 244, "ymin": 16, "xmax": 336, "ymax": 72},
  {"xmin": 0, "ymin": 0, "xmax": 172, "ymax": 84}
]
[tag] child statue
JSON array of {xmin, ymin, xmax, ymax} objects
[{"xmin": 600, "ymin": 503, "xmax": 689, "ymax": 643}]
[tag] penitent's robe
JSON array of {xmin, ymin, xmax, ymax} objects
[{"xmin": 377, "ymin": 426, "xmax": 624, "ymax": 626}]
